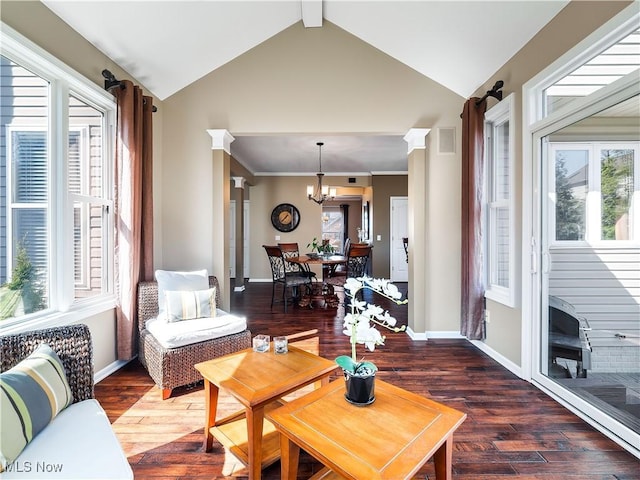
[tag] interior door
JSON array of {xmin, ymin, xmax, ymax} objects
[{"xmin": 390, "ymin": 196, "xmax": 408, "ymax": 282}]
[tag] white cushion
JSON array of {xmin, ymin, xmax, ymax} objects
[
  {"xmin": 146, "ymin": 309, "xmax": 247, "ymax": 349},
  {"xmin": 155, "ymin": 269, "xmax": 208, "ymax": 316},
  {"xmin": 2, "ymin": 399, "xmax": 133, "ymax": 479}
]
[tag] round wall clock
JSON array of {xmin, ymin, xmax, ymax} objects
[{"xmin": 271, "ymin": 203, "xmax": 300, "ymax": 232}]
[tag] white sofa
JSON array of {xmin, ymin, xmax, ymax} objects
[{"xmin": 0, "ymin": 325, "xmax": 133, "ymax": 479}]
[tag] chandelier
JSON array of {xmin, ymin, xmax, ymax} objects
[{"xmin": 307, "ymin": 142, "xmax": 336, "ymax": 205}]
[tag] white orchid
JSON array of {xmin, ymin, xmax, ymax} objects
[{"xmin": 336, "ymin": 276, "xmax": 408, "ymax": 375}]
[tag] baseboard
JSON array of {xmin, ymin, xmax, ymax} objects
[
  {"xmin": 406, "ymin": 328, "xmax": 465, "ymax": 341},
  {"xmin": 95, "ymin": 359, "xmax": 130, "ymax": 384},
  {"xmin": 470, "ymin": 340, "xmax": 524, "ymax": 379}
]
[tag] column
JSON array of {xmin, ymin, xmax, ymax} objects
[
  {"xmin": 404, "ymin": 128, "xmax": 431, "ymax": 339},
  {"xmin": 207, "ymin": 129, "xmax": 234, "ymax": 310},
  {"xmin": 233, "ymin": 176, "xmax": 246, "ymax": 292}
]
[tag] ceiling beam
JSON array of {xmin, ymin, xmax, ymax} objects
[{"xmin": 301, "ymin": 0, "xmax": 322, "ymax": 28}]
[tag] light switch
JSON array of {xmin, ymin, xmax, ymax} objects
[
  {"xmin": 275, "ymin": 235, "xmax": 281, "ymax": 241},
  {"xmin": 376, "ymin": 235, "xmax": 382, "ymax": 241}
]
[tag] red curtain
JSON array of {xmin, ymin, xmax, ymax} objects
[
  {"xmin": 114, "ymin": 80, "xmax": 154, "ymax": 360},
  {"xmin": 460, "ymin": 98, "xmax": 486, "ymax": 340}
]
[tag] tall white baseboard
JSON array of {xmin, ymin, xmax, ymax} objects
[
  {"xmin": 470, "ymin": 340, "xmax": 524, "ymax": 379},
  {"xmin": 406, "ymin": 328, "xmax": 465, "ymax": 341},
  {"xmin": 95, "ymin": 359, "xmax": 130, "ymax": 384}
]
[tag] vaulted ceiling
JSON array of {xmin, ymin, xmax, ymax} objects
[{"xmin": 41, "ymin": 0, "xmax": 569, "ymax": 174}]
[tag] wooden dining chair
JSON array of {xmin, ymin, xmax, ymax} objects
[
  {"xmin": 327, "ymin": 245, "xmax": 372, "ymax": 286},
  {"xmin": 278, "ymin": 242, "xmax": 316, "ymax": 281},
  {"xmin": 263, "ymin": 245, "xmax": 311, "ymax": 312}
]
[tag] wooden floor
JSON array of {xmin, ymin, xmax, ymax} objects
[{"xmin": 95, "ymin": 282, "xmax": 640, "ymax": 479}]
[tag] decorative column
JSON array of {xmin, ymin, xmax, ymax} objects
[
  {"xmin": 233, "ymin": 176, "xmax": 246, "ymax": 292},
  {"xmin": 207, "ymin": 129, "xmax": 234, "ymax": 309},
  {"xmin": 403, "ymin": 128, "xmax": 431, "ymax": 339}
]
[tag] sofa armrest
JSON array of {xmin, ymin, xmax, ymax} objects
[
  {"xmin": 0, "ymin": 324, "xmax": 94, "ymax": 403},
  {"xmin": 137, "ymin": 275, "xmax": 221, "ymax": 334}
]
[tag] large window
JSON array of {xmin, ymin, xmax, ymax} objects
[
  {"xmin": 0, "ymin": 24, "xmax": 116, "ymax": 328},
  {"xmin": 484, "ymin": 93, "xmax": 516, "ymax": 307},
  {"xmin": 550, "ymin": 142, "xmax": 639, "ymax": 243}
]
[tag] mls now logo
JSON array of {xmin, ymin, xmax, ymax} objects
[{"xmin": 5, "ymin": 461, "xmax": 64, "ymax": 473}]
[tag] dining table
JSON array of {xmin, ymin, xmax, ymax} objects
[{"xmin": 285, "ymin": 254, "xmax": 347, "ymax": 308}]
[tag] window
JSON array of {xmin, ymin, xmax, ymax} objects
[
  {"xmin": 543, "ymin": 28, "xmax": 640, "ymax": 116},
  {"xmin": 484, "ymin": 93, "xmax": 516, "ymax": 307},
  {"xmin": 550, "ymin": 142, "xmax": 639, "ymax": 243},
  {"xmin": 0, "ymin": 23, "xmax": 115, "ymax": 328},
  {"xmin": 321, "ymin": 207, "xmax": 343, "ymax": 252}
]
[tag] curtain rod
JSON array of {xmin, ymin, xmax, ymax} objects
[
  {"xmin": 475, "ymin": 80, "xmax": 504, "ymax": 106},
  {"xmin": 102, "ymin": 69, "xmax": 157, "ymax": 112}
]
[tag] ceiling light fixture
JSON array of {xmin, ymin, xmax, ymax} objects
[{"xmin": 307, "ymin": 142, "xmax": 336, "ymax": 205}]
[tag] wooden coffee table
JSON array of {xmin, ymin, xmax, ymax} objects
[
  {"xmin": 267, "ymin": 379, "xmax": 466, "ymax": 480},
  {"xmin": 194, "ymin": 345, "xmax": 338, "ymax": 480}
]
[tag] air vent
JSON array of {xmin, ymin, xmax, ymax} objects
[{"xmin": 348, "ymin": 177, "xmax": 356, "ymax": 183}]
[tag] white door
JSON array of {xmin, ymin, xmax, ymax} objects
[{"xmin": 390, "ymin": 196, "xmax": 408, "ymax": 281}]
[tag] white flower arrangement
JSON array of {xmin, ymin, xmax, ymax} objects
[{"xmin": 336, "ymin": 276, "xmax": 408, "ymax": 375}]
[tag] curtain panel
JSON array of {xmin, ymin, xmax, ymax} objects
[
  {"xmin": 460, "ymin": 98, "xmax": 486, "ymax": 340},
  {"xmin": 114, "ymin": 80, "xmax": 154, "ymax": 360}
]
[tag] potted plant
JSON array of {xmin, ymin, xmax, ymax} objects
[
  {"xmin": 307, "ymin": 237, "xmax": 335, "ymax": 259},
  {"xmin": 335, "ymin": 276, "xmax": 408, "ymax": 405}
]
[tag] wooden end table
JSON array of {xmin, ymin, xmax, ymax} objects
[
  {"xmin": 266, "ymin": 379, "xmax": 467, "ymax": 480},
  {"xmin": 194, "ymin": 345, "xmax": 338, "ymax": 480}
]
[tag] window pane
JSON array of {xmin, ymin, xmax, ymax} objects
[
  {"xmin": 69, "ymin": 94, "xmax": 106, "ymax": 301},
  {"xmin": 601, "ymin": 149, "xmax": 634, "ymax": 240},
  {"xmin": 491, "ymin": 206, "xmax": 510, "ymax": 288},
  {"xmin": 322, "ymin": 209, "xmax": 343, "ymax": 251},
  {"xmin": 494, "ymin": 121, "xmax": 510, "ymax": 200},
  {"xmin": 555, "ymin": 149, "xmax": 588, "ymax": 241},
  {"xmin": 1, "ymin": 55, "xmax": 50, "ymax": 320},
  {"xmin": 544, "ymin": 29, "xmax": 640, "ymax": 116}
]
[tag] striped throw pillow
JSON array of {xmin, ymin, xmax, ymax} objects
[
  {"xmin": 0, "ymin": 343, "xmax": 73, "ymax": 471},
  {"xmin": 164, "ymin": 288, "xmax": 217, "ymax": 322}
]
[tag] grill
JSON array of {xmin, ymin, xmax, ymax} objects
[{"xmin": 548, "ymin": 295, "xmax": 592, "ymax": 378}]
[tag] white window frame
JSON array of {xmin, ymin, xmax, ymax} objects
[
  {"xmin": 0, "ymin": 22, "xmax": 116, "ymax": 332},
  {"xmin": 484, "ymin": 93, "xmax": 516, "ymax": 307},
  {"xmin": 549, "ymin": 142, "xmax": 640, "ymax": 246}
]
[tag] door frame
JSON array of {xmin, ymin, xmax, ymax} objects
[{"xmin": 522, "ymin": 5, "xmax": 639, "ymax": 454}]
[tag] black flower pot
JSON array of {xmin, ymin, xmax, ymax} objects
[{"xmin": 343, "ymin": 370, "xmax": 375, "ymax": 405}]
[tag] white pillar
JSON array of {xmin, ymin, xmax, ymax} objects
[
  {"xmin": 404, "ymin": 128, "xmax": 430, "ymax": 339},
  {"xmin": 207, "ymin": 129, "xmax": 234, "ymax": 309}
]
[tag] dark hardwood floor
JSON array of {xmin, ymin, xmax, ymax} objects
[{"xmin": 95, "ymin": 281, "xmax": 640, "ymax": 479}]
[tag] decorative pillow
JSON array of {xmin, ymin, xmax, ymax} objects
[
  {"xmin": 165, "ymin": 288, "xmax": 217, "ymax": 322},
  {"xmin": 0, "ymin": 343, "xmax": 73, "ymax": 471},
  {"xmin": 155, "ymin": 269, "xmax": 208, "ymax": 315}
]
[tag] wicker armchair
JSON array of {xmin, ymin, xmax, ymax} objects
[
  {"xmin": 137, "ymin": 275, "xmax": 251, "ymax": 400},
  {"xmin": 0, "ymin": 324, "xmax": 94, "ymax": 402}
]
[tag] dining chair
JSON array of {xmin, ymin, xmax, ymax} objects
[
  {"xmin": 327, "ymin": 245, "xmax": 372, "ymax": 286},
  {"xmin": 263, "ymin": 245, "xmax": 311, "ymax": 312},
  {"xmin": 278, "ymin": 242, "xmax": 317, "ymax": 281}
]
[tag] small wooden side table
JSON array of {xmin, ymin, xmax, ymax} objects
[
  {"xmin": 267, "ymin": 379, "xmax": 467, "ymax": 480},
  {"xmin": 194, "ymin": 345, "xmax": 338, "ymax": 480}
]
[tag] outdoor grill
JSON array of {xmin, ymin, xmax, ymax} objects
[{"xmin": 548, "ymin": 295, "xmax": 592, "ymax": 378}]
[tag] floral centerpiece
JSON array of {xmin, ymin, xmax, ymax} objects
[{"xmin": 335, "ymin": 276, "xmax": 408, "ymax": 404}]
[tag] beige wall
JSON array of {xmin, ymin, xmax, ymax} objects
[
  {"xmin": 371, "ymin": 175, "xmax": 408, "ymax": 277},
  {"xmin": 470, "ymin": 0, "xmax": 631, "ymax": 365},
  {"xmin": 160, "ymin": 19, "xmax": 464, "ymax": 306}
]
